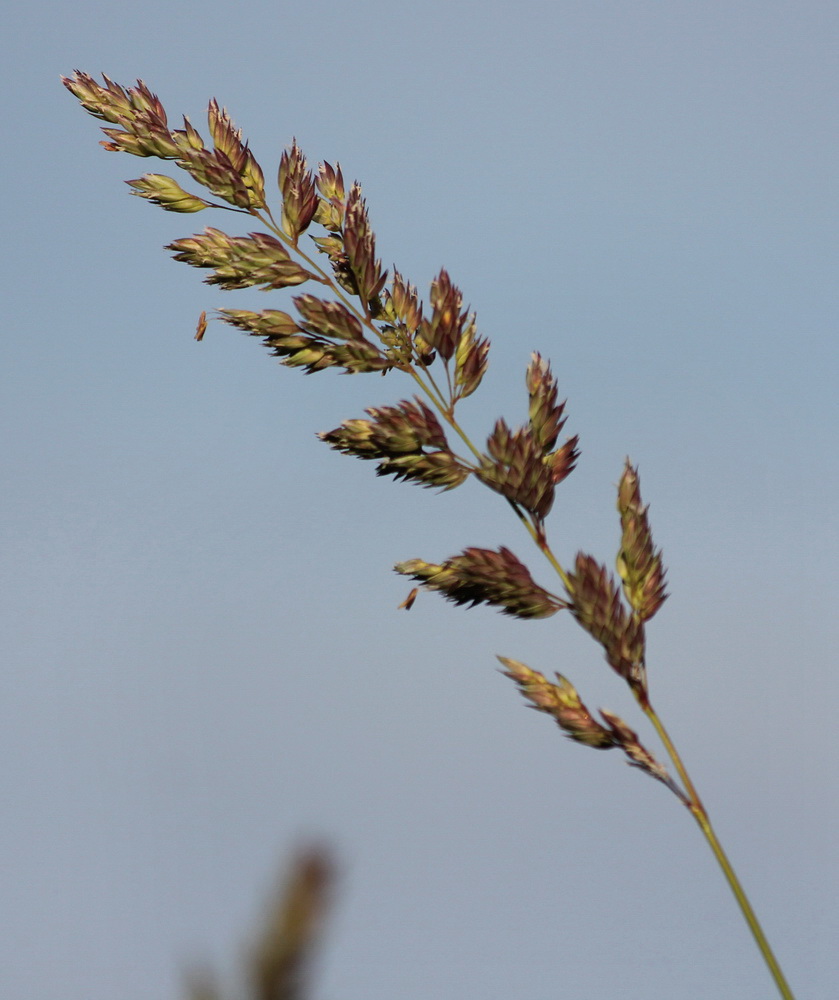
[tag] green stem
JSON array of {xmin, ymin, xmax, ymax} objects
[
  {"xmin": 409, "ymin": 365, "xmax": 455, "ymax": 424},
  {"xmin": 643, "ymin": 701, "xmax": 796, "ymax": 1000}
]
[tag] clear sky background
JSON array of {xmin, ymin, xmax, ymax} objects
[{"xmin": 2, "ymin": 2, "xmax": 837, "ymax": 998}]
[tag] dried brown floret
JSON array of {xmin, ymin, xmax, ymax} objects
[{"xmin": 194, "ymin": 311, "xmax": 208, "ymax": 341}]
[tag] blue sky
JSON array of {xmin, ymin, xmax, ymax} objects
[{"xmin": 2, "ymin": 2, "xmax": 837, "ymax": 998}]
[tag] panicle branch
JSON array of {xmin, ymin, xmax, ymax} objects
[
  {"xmin": 616, "ymin": 460, "xmax": 668, "ymax": 621},
  {"xmin": 395, "ymin": 547, "xmax": 566, "ymax": 619},
  {"xmin": 219, "ymin": 305, "xmax": 391, "ymax": 375},
  {"xmin": 473, "ymin": 355, "xmax": 579, "ymax": 525},
  {"xmin": 167, "ymin": 229, "xmax": 318, "ymax": 290},
  {"xmin": 320, "ymin": 399, "xmax": 470, "ymax": 489},
  {"xmin": 343, "ymin": 184, "xmax": 388, "ymax": 307},
  {"xmin": 499, "ymin": 657, "xmax": 685, "ymax": 799},
  {"xmin": 278, "ymin": 140, "xmax": 319, "ymax": 242},
  {"xmin": 565, "ymin": 553, "xmax": 647, "ymax": 698}
]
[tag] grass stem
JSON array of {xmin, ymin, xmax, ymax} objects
[{"xmin": 644, "ymin": 703, "xmax": 796, "ymax": 1000}]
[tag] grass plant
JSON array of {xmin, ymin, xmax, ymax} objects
[{"xmin": 64, "ymin": 71, "xmax": 797, "ymax": 999}]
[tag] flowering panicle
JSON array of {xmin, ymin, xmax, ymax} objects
[
  {"xmin": 64, "ymin": 69, "xmax": 656, "ymax": 751},
  {"xmin": 66, "ymin": 69, "xmax": 656, "ymax": 737},
  {"xmin": 66, "ymin": 71, "xmax": 685, "ymax": 801},
  {"xmin": 68, "ymin": 74, "xmax": 802, "ymax": 998}
]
